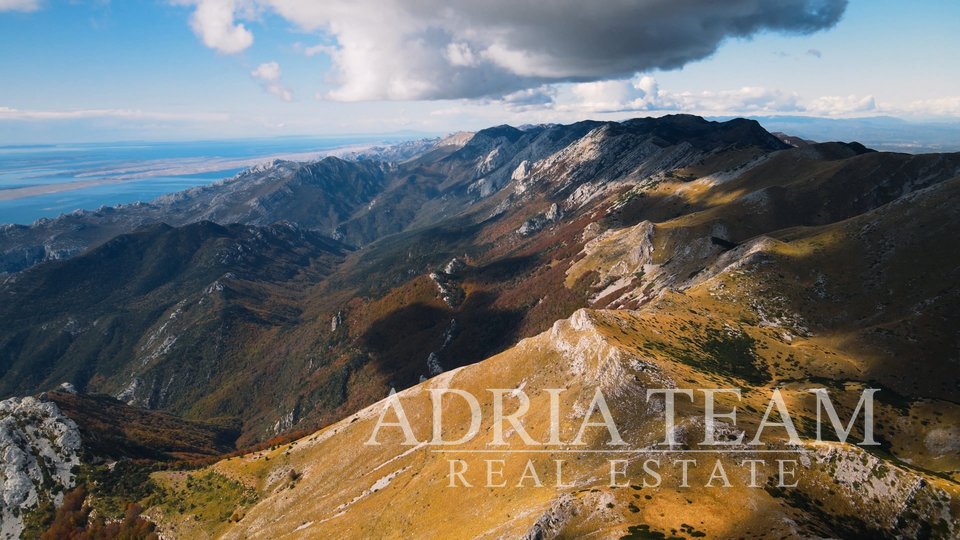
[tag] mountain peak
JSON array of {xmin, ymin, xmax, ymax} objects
[{"xmin": 473, "ymin": 124, "xmax": 526, "ymax": 141}]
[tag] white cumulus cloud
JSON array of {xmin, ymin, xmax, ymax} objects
[
  {"xmin": 806, "ymin": 94, "xmax": 878, "ymax": 116},
  {"xmin": 554, "ymin": 77, "xmax": 896, "ymax": 118},
  {"xmin": 569, "ymin": 77, "xmax": 662, "ymax": 113},
  {"xmin": 250, "ymin": 61, "xmax": 294, "ymax": 102},
  {"xmin": 175, "ymin": 0, "xmax": 254, "ymax": 54},
  {"xmin": 901, "ymin": 96, "xmax": 960, "ymax": 117}
]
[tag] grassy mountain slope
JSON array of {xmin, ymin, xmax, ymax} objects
[
  {"xmin": 2, "ymin": 116, "xmax": 959, "ymax": 538},
  {"xmin": 47, "ymin": 391, "xmax": 240, "ymax": 462},
  {"xmin": 150, "ymin": 172, "xmax": 960, "ymax": 539},
  {"xmin": 0, "ymin": 221, "xmax": 348, "ymax": 423},
  {"xmin": 212, "ymin": 137, "xmax": 957, "ymax": 445},
  {"xmin": 2, "ymin": 116, "xmax": 958, "ymax": 450}
]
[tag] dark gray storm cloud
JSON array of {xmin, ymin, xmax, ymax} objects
[{"xmin": 194, "ymin": 0, "xmax": 849, "ymax": 101}]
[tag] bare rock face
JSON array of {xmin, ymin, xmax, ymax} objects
[
  {"xmin": 331, "ymin": 310, "xmax": 344, "ymax": 332},
  {"xmin": 443, "ymin": 257, "xmax": 465, "ymax": 275},
  {"xmin": 517, "ymin": 203, "xmax": 563, "ymax": 236},
  {"xmin": 0, "ymin": 396, "xmax": 82, "ymax": 540},
  {"xmin": 429, "ymin": 261, "xmax": 466, "ymax": 308}
]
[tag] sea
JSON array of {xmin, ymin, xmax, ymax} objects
[{"xmin": 0, "ymin": 135, "xmax": 406, "ymax": 225}]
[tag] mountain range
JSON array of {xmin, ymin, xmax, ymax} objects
[{"xmin": 1, "ymin": 115, "xmax": 958, "ymax": 539}]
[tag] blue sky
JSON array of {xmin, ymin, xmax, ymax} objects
[{"xmin": 0, "ymin": 0, "xmax": 958, "ymax": 144}]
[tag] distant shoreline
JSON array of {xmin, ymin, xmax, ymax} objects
[{"xmin": 0, "ymin": 143, "xmax": 377, "ymax": 203}]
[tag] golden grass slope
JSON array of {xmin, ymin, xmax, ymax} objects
[
  {"xmin": 149, "ymin": 177, "xmax": 960, "ymax": 539},
  {"xmin": 157, "ymin": 306, "xmax": 958, "ymax": 538}
]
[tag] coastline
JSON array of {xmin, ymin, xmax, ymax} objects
[{"xmin": 0, "ymin": 142, "xmax": 377, "ymax": 203}]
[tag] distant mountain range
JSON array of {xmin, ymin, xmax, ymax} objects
[
  {"xmin": 730, "ymin": 115, "xmax": 960, "ymax": 153},
  {"xmin": 1, "ymin": 115, "xmax": 958, "ymax": 538}
]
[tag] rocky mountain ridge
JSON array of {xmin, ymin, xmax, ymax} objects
[
  {"xmin": 0, "ymin": 397, "xmax": 81, "ymax": 540},
  {"xmin": 146, "ymin": 155, "xmax": 960, "ymax": 537},
  {"xmin": 0, "ymin": 115, "xmax": 958, "ymax": 539},
  {"xmin": 3, "ymin": 116, "xmax": 959, "ymax": 446}
]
